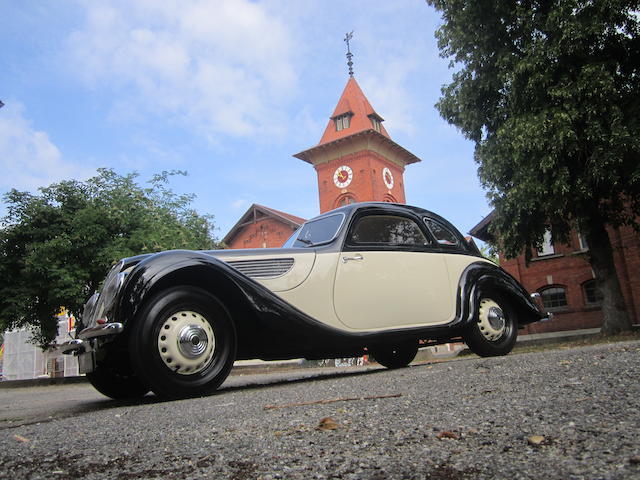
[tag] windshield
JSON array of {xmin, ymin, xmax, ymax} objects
[{"xmin": 283, "ymin": 213, "xmax": 345, "ymax": 248}]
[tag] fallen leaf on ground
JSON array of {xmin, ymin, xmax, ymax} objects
[
  {"xmin": 316, "ymin": 417, "xmax": 340, "ymax": 431},
  {"xmin": 436, "ymin": 430, "xmax": 459, "ymax": 440},
  {"xmin": 527, "ymin": 435, "xmax": 545, "ymax": 446},
  {"xmin": 13, "ymin": 435, "xmax": 29, "ymax": 443}
]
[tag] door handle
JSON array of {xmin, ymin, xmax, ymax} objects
[{"xmin": 342, "ymin": 254, "xmax": 364, "ymax": 263}]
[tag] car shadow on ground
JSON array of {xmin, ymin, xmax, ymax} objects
[{"xmin": 2, "ymin": 364, "xmax": 406, "ymax": 429}]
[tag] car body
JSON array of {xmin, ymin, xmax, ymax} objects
[{"xmin": 59, "ymin": 202, "xmax": 549, "ymax": 399}]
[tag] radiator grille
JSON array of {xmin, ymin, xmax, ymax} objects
[{"xmin": 227, "ymin": 258, "xmax": 295, "ymax": 279}]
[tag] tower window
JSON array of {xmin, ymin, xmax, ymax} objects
[
  {"xmin": 368, "ymin": 114, "xmax": 383, "ymax": 132},
  {"xmin": 334, "ymin": 114, "xmax": 352, "ymax": 131},
  {"xmin": 336, "ymin": 195, "xmax": 356, "ymax": 208}
]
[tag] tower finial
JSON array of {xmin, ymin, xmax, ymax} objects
[{"xmin": 344, "ymin": 31, "xmax": 354, "ymax": 77}]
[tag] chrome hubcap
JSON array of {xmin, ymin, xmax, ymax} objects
[
  {"xmin": 178, "ymin": 325, "xmax": 209, "ymax": 358},
  {"xmin": 157, "ymin": 311, "xmax": 215, "ymax": 375},
  {"xmin": 478, "ymin": 299, "xmax": 507, "ymax": 342}
]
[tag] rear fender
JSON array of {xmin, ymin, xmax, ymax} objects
[{"xmin": 458, "ymin": 262, "xmax": 544, "ymax": 326}]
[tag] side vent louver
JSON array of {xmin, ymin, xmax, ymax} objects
[{"xmin": 227, "ymin": 258, "xmax": 295, "ymax": 279}]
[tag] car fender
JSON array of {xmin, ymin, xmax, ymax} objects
[
  {"xmin": 114, "ymin": 250, "xmax": 260, "ymax": 330},
  {"xmin": 457, "ymin": 262, "xmax": 544, "ymax": 326}
]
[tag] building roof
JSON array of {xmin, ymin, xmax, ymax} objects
[
  {"xmin": 317, "ymin": 76, "xmax": 391, "ymax": 145},
  {"xmin": 222, "ymin": 204, "xmax": 306, "ymax": 245},
  {"xmin": 468, "ymin": 210, "xmax": 495, "ymax": 242}
]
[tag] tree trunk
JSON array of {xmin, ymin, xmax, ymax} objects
[{"xmin": 585, "ymin": 220, "xmax": 632, "ymax": 334}]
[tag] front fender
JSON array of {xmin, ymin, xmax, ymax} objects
[{"xmin": 114, "ymin": 250, "xmax": 249, "ymax": 330}]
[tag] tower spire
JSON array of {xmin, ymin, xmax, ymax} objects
[{"xmin": 344, "ymin": 31, "xmax": 354, "ymax": 77}]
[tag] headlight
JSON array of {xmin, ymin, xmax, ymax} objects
[
  {"xmin": 92, "ymin": 261, "xmax": 129, "ymax": 323},
  {"xmin": 100, "ymin": 271, "xmax": 127, "ymax": 313}
]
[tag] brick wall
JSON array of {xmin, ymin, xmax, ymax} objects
[
  {"xmin": 501, "ymin": 226, "xmax": 640, "ymax": 333},
  {"xmin": 227, "ymin": 217, "xmax": 298, "ymax": 249},
  {"xmin": 314, "ymin": 149, "xmax": 406, "ymax": 213}
]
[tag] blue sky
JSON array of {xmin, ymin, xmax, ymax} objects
[{"xmin": 1, "ymin": 0, "xmax": 490, "ymax": 241}]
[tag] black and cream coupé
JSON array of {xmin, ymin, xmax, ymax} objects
[{"xmin": 59, "ymin": 202, "xmax": 549, "ymax": 399}]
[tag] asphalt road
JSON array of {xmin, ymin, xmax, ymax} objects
[{"xmin": 1, "ymin": 341, "xmax": 639, "ymax": 480}]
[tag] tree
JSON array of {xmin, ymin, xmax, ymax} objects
[
  {"xmin": 0, "ymin": 169, "xmax": 222, "ymax": 345},
  {"xmin": 427, "ymin": 0, "xmax": 640, "ymax": 333}
]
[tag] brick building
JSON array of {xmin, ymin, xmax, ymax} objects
[
  {"xmin": 470, "ymin": 213, "xmax": 640, "ymax": 333},
  {"xmin": 223, "ymin": 204, "xmax": 305, "ymax": 250},
  {"xmin": 224, "ymin": 75, "xmax": 420, "ymax": 248}
]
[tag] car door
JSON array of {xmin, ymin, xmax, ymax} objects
[{"xmin": 333, "ymin": 212, "xmax": 454, "ymax": 330}]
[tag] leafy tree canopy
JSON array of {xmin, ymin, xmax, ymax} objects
[
  {"xmin": 428, "ymin": 0, "xmax": 639, "ymax": 333},
  {"xmin": 0, "ymin": 169, "xmax": 222, "ymax": 345}
]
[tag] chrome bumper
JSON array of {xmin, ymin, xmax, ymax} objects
[{"xmin": 54, "ymin": 322, "xmax": 124, "ymax": 355}]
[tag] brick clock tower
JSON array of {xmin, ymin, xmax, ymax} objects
[{"xmin": 294, "ymin": 76, "xmax": 421, "ymax": 213}]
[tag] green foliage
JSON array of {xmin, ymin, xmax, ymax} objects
[
  {"xmin": 480, "ymin": 243, "xmax": 500, "ymax": 265},
  {"xmin": 0, "ymin": 169, "xmax": 222, "ymax": 345},
  {"xmin": 428, "ymin": 0, "xmax": 640, "ymax": 259}
]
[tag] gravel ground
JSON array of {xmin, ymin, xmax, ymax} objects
[{"xmin": 1, "ymin": 340, "xmax": 639, "ymax": 479}]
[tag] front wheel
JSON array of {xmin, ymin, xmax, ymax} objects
[
  {"xmin": 370, "ymin": 341, "xmax": 418, "ymax": 369},
  {"xmin": 464, "ymin": 294, "xmax": 517, "ymax": 357},
  {"xmin": 86, "ymin": 345, "xmax": 150, "ymax": 400},
  {"xmin": 129, "ymin": 286, "xmax": 237, "ymax": 399}
]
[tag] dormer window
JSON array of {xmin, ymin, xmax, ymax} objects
[
  {"xmin": 334, "ymin": 113, "xmax": 352, "ymax": 132},
  {"xmin": 368, "ymin": 114, "xmax": 383, "ymax": 132}
]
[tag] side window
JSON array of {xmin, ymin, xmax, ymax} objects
[
  {"xmin": 348, "ymin": 215, "xmax": 430, "ymax": 247},
  {"xmin": 424, "ymin": 219, "xmax": 458, "ymax": 246}
]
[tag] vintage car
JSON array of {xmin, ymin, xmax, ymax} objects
[{"xmin": 59, "ymin": 202, "xmax": 549, "ymax": 399}]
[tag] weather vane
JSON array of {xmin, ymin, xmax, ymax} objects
[{"xmin": 344, "ymin": 31, "xmax": 354, "ymax": 77}]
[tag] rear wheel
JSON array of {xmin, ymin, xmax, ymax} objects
[
  {"xmin": 129, "ymin": 286, "xmax": 237, "ymax": 399},
  {"xmin": 370, "ymin": 341, "xmax": 418, "ymax": 369},
  {"xmin": 464, "ymin": 293, "xmax": 517, "ymax": 357}
]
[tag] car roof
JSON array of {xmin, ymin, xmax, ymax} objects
[{"xmin": 309, "ymin": 202, "xmax": 442, "ymax": 222}]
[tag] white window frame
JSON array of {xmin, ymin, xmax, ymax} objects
[{"xmin": 538, "ymin": 230, "xmax": 555, "ymax": 256}]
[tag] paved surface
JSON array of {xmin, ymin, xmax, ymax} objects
[{"xmin": 1, "ymin": 341, "xmax": 639, "ymax": 480}]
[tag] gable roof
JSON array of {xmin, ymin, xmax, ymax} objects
[
  {"xmin": 469, "ymin": 210, "xmax": 495, "ymax": 242},
  {"xmin": 318, "ymin": 76, "xmax": 391, "ymax": 145},
  {"xmin": 222, "ymin": 204, "xmax": 306, "ymax": 246}
]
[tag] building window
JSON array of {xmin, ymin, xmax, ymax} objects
[
  {"xmin": 537, "ymin": 230, "xmax": 555, "ymax": 256},
  {"xmin": 369, "ymin": 115, "xmax": 381, "ymax": 132},
  {"xmin": 583, "ymin": 279, "xmax": 603, "ymax": 305},
  {"xmin": 578, "ymin": 232, "xmax": 589, "ymax": 251},
  {"xmin": 540, "ymin": 286, "xmax": 567, "ymax": 309},
  {"xmin": 334, "ymin": 114, "xmax": 351, "ymax": 132}
]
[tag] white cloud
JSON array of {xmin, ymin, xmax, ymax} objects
[
  {"xmin": 66, "ymin": 0, "xmax": 297, "ymax": 141},
  {"xmin": 0, "ymin": 102, "xmax": 96, "ymax": 193},
  {"xmin": 230, "ymin": 198, "xmax": 249, "ymax": 210}
]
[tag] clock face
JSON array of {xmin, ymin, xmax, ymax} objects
[
  {"xmin": 333, "ymin": 165, "xmax": 353, "ymax": 188},
  {"xmin": 382, "ymin": 167, "xmax": 394, "ymax": 189}
]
